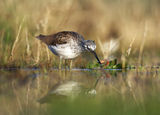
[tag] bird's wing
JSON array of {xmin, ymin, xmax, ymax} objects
[
  {"xmin": 50, "ymin": 32, "xmax": 72, "ymax": 45},
  {"xmin": 37, "ymin": 31, "xmax": 84, "ymax": 46}
]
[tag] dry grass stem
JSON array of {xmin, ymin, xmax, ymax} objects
[
  {"xmin": 35, "ymin": 40, "xmax": 40, "ymax": 64},
  {"xmin": 138, "ymin": 22, "xmax": 148, "ymax": 65},
  {"xmin": 126, "ymin": 34, "xmax": 137, "ymax": 56},
  {"xmin": 25, "ymin": 29, "xmax": 31, "ymax": 57},
  {"xmin": 10, "ymin": 18, "xmax": 24, "ymax": 61},
  {"xmin": 42, "ymin": 8, "xmax": 50, "ymax": 62},
  {"xmin": 121, "ymin": 48, "xmax": 126, "ymax": 69}
]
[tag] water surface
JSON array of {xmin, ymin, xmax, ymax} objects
[{"xmin": 0, "ymin": 68, "xmax": 160, "ymax": 115}]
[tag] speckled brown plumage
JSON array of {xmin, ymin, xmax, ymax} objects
[
  {"xmin": 36, "ymin": 31, "xmax": 84, "ymax": 46},
  {"xmin": 36, "ymin": 31, "xmax": 101, "ymax": 64}
]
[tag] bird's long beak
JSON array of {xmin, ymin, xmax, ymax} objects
[{"xmin": 91, "ymin": 51, "xmax": 101, "ymax": 65}]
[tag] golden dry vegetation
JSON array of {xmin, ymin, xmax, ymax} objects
[{"xmin": 0, "ymin": 0, "xmax": 160, "ymax": 68}]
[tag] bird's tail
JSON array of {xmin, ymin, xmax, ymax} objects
[{"xmin": 36, "ymin": 34, "xmax": 46, "ymax": 39}]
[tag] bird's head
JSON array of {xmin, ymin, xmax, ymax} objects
[
  {"xmin": 83, "ymin": 40, "xmax": 96, "ymax": 51},
  {"xmin": 83, "ymin": 40, "xmax": 101, "ymax": 65}
]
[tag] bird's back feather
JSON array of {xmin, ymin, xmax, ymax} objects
[{"xmin": 36, "ymin": 31, "xmax": 84, "ymax": 46}]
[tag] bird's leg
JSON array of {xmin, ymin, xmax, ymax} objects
[
  {"xmin": 69, "ymin": 60, "xmax": 73, "ymax": 70},
  {"xmin": 59, "ymin": 57, "xmax": 62, "ymax": 70}
]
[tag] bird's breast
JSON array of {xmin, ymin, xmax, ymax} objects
[{"xmin": 48, "ymin": 42, "xmax": 82, "ymax": 59}]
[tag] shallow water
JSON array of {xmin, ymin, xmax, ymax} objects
[{"xmin": 0, "ymin": 68, "xmax": 160, "ymax": 115}]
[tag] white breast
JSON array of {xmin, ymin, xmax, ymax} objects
[{"xmin": 48, "ymin": 40, "xmax": 82, "ymax": 59}]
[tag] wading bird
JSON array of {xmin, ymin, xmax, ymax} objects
[{"xmin": 36, "ymin": 31, "xmax": 101, "ymax": 69}]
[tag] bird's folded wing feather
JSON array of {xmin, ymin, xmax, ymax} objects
[
  {"xmin": 39, "ymin": 33, "xmax": 72, "ymax": 45},
  {"xmin": 37, "ymin": 31, "xmax": 83, "ymax": 46}
]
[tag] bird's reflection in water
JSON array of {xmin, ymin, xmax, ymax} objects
[
  {"xmin": 39, "ymin": 69, "xmax": 114, "ymax": 104},
  {"xmin": 39, "ymin": 81, "xmax": 82, "ymax": 103}
]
